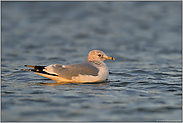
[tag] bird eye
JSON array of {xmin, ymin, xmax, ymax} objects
[{"xmin": 98, "ymin": 54, "xmax": 102, "ymax": 57}]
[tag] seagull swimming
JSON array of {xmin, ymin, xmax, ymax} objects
[{"xmin": 24, "ymin": 50, "xmax": 115, "ymax": 83}]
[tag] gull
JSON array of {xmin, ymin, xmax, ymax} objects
[{"xmin": 24, "ymin": 50, "xmax": 115, "ymax": 83}]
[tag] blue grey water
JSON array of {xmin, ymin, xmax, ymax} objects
[{"xmin": 1, "ymin": 1, "xmax": 182, "ymax": 122}]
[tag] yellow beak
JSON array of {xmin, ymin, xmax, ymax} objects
[{"xmin": 106, "ymin": 56, "xmax": 115, "ymax": 60}]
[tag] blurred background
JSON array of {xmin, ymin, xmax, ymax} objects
[{"xmin": 1, "ymin": 1, "xmax": 182, "ymax": 122}]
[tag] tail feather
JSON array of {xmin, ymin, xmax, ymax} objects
[
  {"xmin": 24, "ymin": 65, "xmax": 35, "ymax": 69},
  {"xmin": 24, "ymin": 65, "xmax": 58, "ymax": 76},
  {"xmin": 24, "ymin": 65, "xmax": 46, "ymax": 72},
  {"xmin": 24, "ymin": 65, "xmax": 46, "ymax": 70}
]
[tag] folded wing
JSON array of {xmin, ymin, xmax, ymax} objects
[{"xmin": 24, "ymin": 63, "xmax": 99, "ymax": 80}]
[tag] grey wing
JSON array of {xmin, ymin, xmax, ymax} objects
[{"xmin": 52, "ymin": 63, "xmax": 99, "ymax": 80}]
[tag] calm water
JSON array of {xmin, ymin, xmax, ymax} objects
[{"xmin": 1, "ymin": 1, "xmax": 182, "ymax": 122}]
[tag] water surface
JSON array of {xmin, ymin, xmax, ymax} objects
[{"xmin": 1, "ymin": 1, "xmax": 182, "ymax": 122}]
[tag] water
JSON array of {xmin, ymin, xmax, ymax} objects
[{"xmin": 1, "ymin": 1, "xmax": 182, "ymax": 122}]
